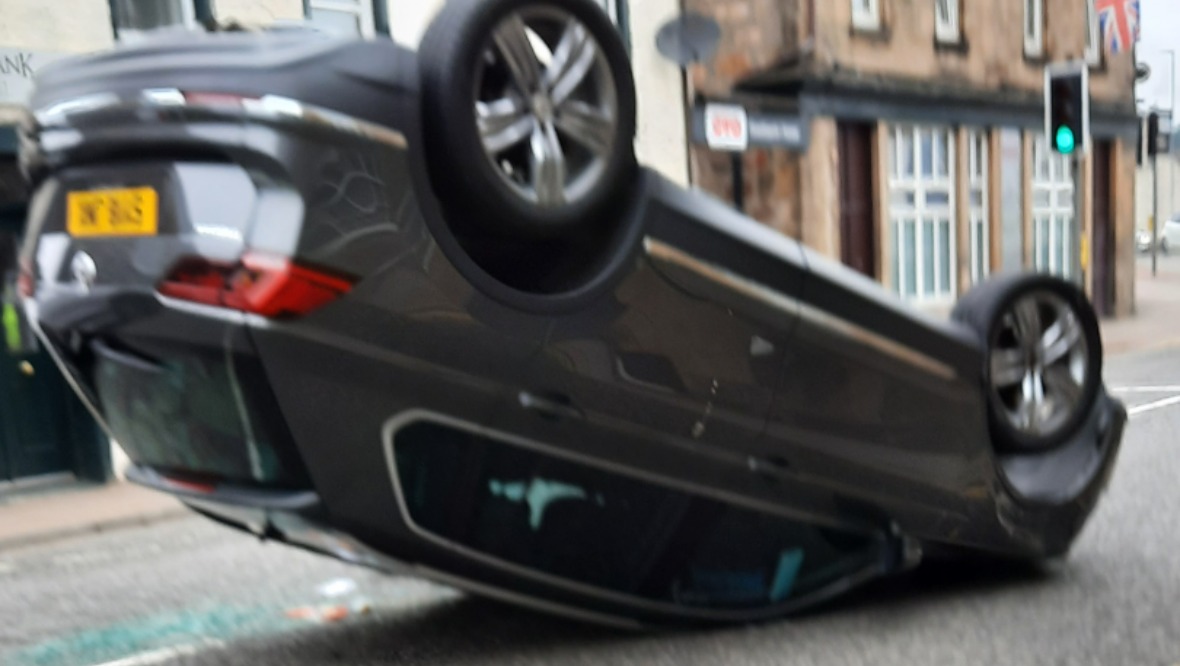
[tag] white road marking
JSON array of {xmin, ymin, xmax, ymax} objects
[
  {"xmin": 1113, "ymin": 386, "xmax": 1180, "ymax": 393},
  {"xmin": 1128, "ymin": 395, "xmax": 1180, "ymax": 418},
  {"xmin": 90, "ymin": 641, "xmax": 224, "ymax": 666}
]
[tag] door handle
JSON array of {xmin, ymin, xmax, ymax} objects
[
  {"xmin": 518, "ymin": 391, "xmax": 584, "ymax": 421},
  {"xmin": 18, "ymin": 361, "xmax": 34, "ymax": 377}
]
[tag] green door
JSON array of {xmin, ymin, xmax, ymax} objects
[{"xmin": 0, "ymin": 210, "xmax": 101, "ymax": 481}]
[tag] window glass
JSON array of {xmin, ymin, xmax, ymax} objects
[
  {"xmin": 1024, "ymin": 0, "xmax": 1043, "ymax": 56},
  {"xmin": 852, "ymin": 0, "xmax": 881, "ymax": 30},
  {"xmin": 1085, "ymin": 0, "xmax": 1101, "ymax": 65},
  {"xmin": 113, "ymin": 0, "xmax": 195, "ymax": 40},
  {"xmin": 888, "ymin": 125, "xmax": 957, "ymax": 301},
  {"xmin": 967, "ymin": 129, "xmax": 990, "ymax": 284},
  {"xmin": 394, "ymin": 421, "xmax": 890, "ymax": 610},
  {"xmin": 93, "ymin": 342, "xmax": 309, "ymax": 487},
  {"xmin": 307, "ymin": 0, "xmax": 375, "ymax": 37},
  {"xmin": 1032, "ymin": 133, "xmax": 1074, "ymax": 277},
  {"xmin": 935, "ymin": 0, "xmax": 960, "ymax": 43},
  {"xmin": 308, "ymin": 6, "xmax": 362, "ymax": 36}
]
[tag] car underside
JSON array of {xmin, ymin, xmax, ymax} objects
[{"xmin": 17, "ymin": 0, "xmax": 1125, "ymax": 627}]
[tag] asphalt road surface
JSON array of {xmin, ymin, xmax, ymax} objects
[{"xmin": 3, "ymin": 349, "xmax": 1180, "ymax": 666}]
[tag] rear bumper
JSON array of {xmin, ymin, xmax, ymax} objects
[{"xmin": 124, "ymin": 464, "xmax": 395, "ymax": 570}]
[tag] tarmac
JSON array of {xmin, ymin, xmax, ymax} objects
[{"xmin": 2, "ymin": 256, "xmax": 1180, "ymax": 552}]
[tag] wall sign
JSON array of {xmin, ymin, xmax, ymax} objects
[
  {"xmin": 703, "ymin": 103, "xmax": 748, "ymax": 152},
  {"xmin": 0, "ymin": 49, "xmax": 68, "ymax": 106},
  {"xmin": 694, "ymin": 102, "xmax": 809, "ymax": 152}
]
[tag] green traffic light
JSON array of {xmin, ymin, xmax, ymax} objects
[{"xmin": 1055, "ymin": 125, "xmax": 1076, "ymax": 154}]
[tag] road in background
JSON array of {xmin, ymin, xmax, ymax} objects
[{"xmin": 2, "ymin": 349, "xmax": 1179, "ymax": 666}]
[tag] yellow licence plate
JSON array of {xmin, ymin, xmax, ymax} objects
[{"xmin": 67, "ymin": 187, "xmax": 159, "ymax": 238}]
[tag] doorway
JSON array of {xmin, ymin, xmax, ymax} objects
[
  {"xmin": 838, "ymin": 122, "xmax": 878, "ymax": 278},
  {"xmin": 0, "ymin": 206, "xmax": 106, "ymax": 483},
  {"xmin": 1091, "ymin": 141, "xmax": 1115, "ymax": 317}
]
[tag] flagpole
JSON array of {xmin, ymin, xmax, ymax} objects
[{"xmin": 1168, "ymin": 49, "xmax": 1175, "ymax": 241}]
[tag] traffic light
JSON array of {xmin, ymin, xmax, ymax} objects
[
  {"xmin": 1045, "ymin": 64, "xmax": 1089, "ymax": 156},
  {"xmin": 1146, "ymin": 111, "xmax": 1171, "ymax": 157},
  {"xmin": 1147, "ymin": 112, "xmax": 1160, "ymax": 157}
]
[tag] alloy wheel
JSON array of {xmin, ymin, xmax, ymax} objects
[
  {"xmin": 989, "ymin": 291, "xmax": 1090, "ymax": 444},
  {"xmin": 473, "ymin": 6, "xmax": 619, "ymax": 209}
]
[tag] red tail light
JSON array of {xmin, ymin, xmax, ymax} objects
[{"xmin": 159, "ymin": 253, "xmax": 354, "ymax": 318}]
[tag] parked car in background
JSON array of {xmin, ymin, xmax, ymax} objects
[{"xmin": 1137, "ymin": 216, "xmax": 1180, "ymax": 254}]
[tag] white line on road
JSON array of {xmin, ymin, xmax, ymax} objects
[
  {"xmin": 1113, "ymin": 386, "xmax": 1180, "ymax": 393},
  {"xmin": 1128, "ymin": 395, "xmax": 1180, "ymax": 418},
  {"xmin": 90, "ymin": 641, "xmax": 225, "ymax": 666}
]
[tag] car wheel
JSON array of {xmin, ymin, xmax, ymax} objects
[
  {"xmin": 419, "ymin": 0, "xmax": 637, "ymax": 238},
  {"xmin": 953, "ymin": 274, "xmax": 1103, "ymax": 452}
]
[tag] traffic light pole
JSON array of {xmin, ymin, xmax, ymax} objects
[{"xmin": 1153, "ymin": 150, "xmax": 1160, "ymax": 277}]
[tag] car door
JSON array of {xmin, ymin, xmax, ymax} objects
[{"xmin": 488, "ymin": 188, "xmax": 804, "ymax": 489}]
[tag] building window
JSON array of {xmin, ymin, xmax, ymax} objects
[
  {"xmin": 1084, "ymin": 0, "xmax": 1102, "ymax": 66},
  {"xmin": 967, "ymin": 129, "xmax": 990, "ymax": 284},
  {"xmin": 935, "ymin": 0, "xmax": 960, "ymax": 44},
  {"xmin": 1024, "ymin": 0, "xmax": 1043, "ymax": 57},
  {"xmin": 889, "ymin": 125, "xmax": 957, "ymax": 302},
  {"xmin": 852, "ymin": 0, "xmax": 881, "ymax": 31},
  {"xmin": 111, "ymin": 0, "xmax": 198, "ymax": 42},
  {"xmin": 306, "ymin": 0, "xmax": 377, "ymax": 37},
  {"xmin": 1032, "ymin": 134, "xmax": 1074, "ymax": 278}
]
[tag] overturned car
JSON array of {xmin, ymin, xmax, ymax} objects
[{"xmin": 18, "ymin": 0, "xmax": 1124, "ymax": 627}]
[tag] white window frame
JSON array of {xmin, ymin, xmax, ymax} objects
[
  {"xmin": 1032, "ymin": 134, "xmax": 1074, "ymax": 278},
  {"xmin": 935, "ymin": 0, "xmax": 960, "ymax": 44},
  {"xmin": 307, "ymin": 0, "xmax": 376, "ymax": 38},
  {"xmin": 1084, "ymin": 0, "xmax": 1102, "ymax": 67},
  {"xmin": 967, "ymin": 129, "xmax": 990, "ymax": 285},
  {"xmin": 113, "ymin": 0, "xmax": 198, "ymax": 43},
  {"xmin": 888, "ymin": 125, "xmax": 958, "ymax": 304},
  {"xmin": 1024, "ymin": 0, "xmax": 1044, "ymax": 58},
  {"xmin": 852, "ymin": 0, "xmax": 882, "ymax": 32}
]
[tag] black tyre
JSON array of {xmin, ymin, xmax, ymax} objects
[
  {"xmin": 419, "ymin": 0, "xmax": 637, "ymax": 238},
  {"xmin": 953, "ymin": 274, "xmax": 1103, "ymax": 452}
]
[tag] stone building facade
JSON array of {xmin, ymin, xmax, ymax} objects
[{"xmin": 685, "ymin": 0, "xmax": 1139, "ymax": 318}]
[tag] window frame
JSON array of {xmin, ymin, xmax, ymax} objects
[
  {"xmin": 967, "ymin": 129, "xmax": 990, "ymax": 285},
  {"xmin": 1024, "ymin": 0, "xmax": 1044, "ymax": 58},
  {"xmin": 110, "ymin": 0, "xmax": 200, "ymax": 43},
  {"xmin": 888, "ymin": 124, "xmax": 958, "ymax": 304},
  {"xmin": 852, "ymin": 0, "xmax": 882, "ymax": 32},
  {"xmin": 306, "ymin": 0, "xmax": 378, "ymax": 38},
  {"xmin": 1031, "ymin": 134, "xmax": 1075, "ymax": 279},
  {"xmin": 1084, "ymin": 0, "xmax": 1102, "ymax": 67},
  {"xmin": 934, "ymin": 0, "xmax": 960, "ymax": 44}
]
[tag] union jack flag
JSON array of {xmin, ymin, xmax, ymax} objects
[{"xmin": 1096, "ymin": 0, "xmax": 1140, "ymax": 55}]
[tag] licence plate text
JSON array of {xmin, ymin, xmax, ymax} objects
[{"xmin": 67, "ymin": 187, "xmax": 159, "ymax": 238}]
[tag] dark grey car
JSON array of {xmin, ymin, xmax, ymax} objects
[{"xmin": 17, "ymin": 0, "xmax": 1124, "ymax": 627}]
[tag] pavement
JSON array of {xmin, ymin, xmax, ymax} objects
[
  {"xmin": 1100, "ymin": 253, "xmax": 1180, "ymax": 356},
  {"xmin": 0, "ymin": 480, "xmax": 185, "ymax": 551},
  {"xmin": 1, "ymin": 253, "xmax": 1179, "ymax": 554}
]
